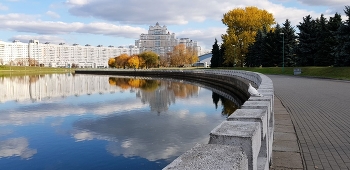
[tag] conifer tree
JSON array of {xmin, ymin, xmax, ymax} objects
[
  {"xmin": 296, "ymin": 15, "xmax": 318, "ymax": 66},
  {"xmin": 334, "ymin": 6, "xmax": 350, "ymax": 66},
  {"xmin": 281, "ymin": 19, "xmax": 297, "ymax": 67},
  {"xmin": 210, "ymin": 39, "xmax": 220, "ymax": 67},
  {"xmin": 327, "ymin": 13, "xmax": 343, "ymax": 66}
]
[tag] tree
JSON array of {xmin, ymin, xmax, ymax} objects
[
  {"xmin": 281, "ymin": 19, "xmax": 297, "ymax": 67},
  {"xmin": 245, "ymin": 28, "xmax": 267, "ymax": 67},
  {"xmin": 296, "ymin": 15, "xmax": 318, "ymax": 66},
  {"xmin": 108, "ymin": 58, "xmax": 116, "ymax": 68},
  {"xmin": 115, "ymin": 53, "xmax": 130, "ymax": 68},
  {"xmin": 128, "ymin": 55, "xmax": 140, "ymax": 69},
  {"xmin": 139, "ymin": 51, "xmax": 159, "ymax": 68},
  {"xmin": 219, "ymin": 43, "xmax": 226, "ymax": 66},
  {"xmin": 210, "ymin": 39, "xmax": 220, "ymax": 67},
  {"xmin": 169, "ymin": 44, "xmax": 198, "ymax": 67},
  {"xmin": 334, "ymin": 6, "xmax": 350, "ymax": 66},
  {"xmin": 221, "ymin": 6, "xmax": 275, "ymax": 67},
  {"xmin": 260, "ymin": 24, "xmax": 283, "ymax": 67},
  {"xmin": 327, "ymin": 13, "xmax": 343, "ymax": 66}
]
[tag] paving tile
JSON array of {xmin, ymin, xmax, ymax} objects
[{"xmin": 268, "ymin": 75, "xmax": 350, "ymax": 169}]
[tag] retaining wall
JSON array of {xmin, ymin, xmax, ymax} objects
[{"xmin": 75, "ymin": 69, "xmax": 274, "ymax": 170}]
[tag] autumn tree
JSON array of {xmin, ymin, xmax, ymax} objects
[
  {"xmin": 139, "ymin": 51, "xmax": 159, "ymax": 68},
  {"xmin": 221, "ymin": 6, "xmax": 275, "ymax": 67},
  {"xmin": 108, "ymin": 58, "xmax": 116, "ymax": 68},
  {"xmin": 127, "ymin": 55, "xmax": 140, "ymax": 69},
  {"xmin": 169, "ymin": 44, "xmax": 198, "ymax": 66},
  {"xmin": 115, "ymin": 53, "xmax": 130, "ymax": 69}
]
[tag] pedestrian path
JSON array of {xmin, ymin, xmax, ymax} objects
[
  {"xmin": 269, "ymin": 75, "xmax": 350, "ymax": 170},
  {"xmin": 271, "ymin": 96, "xmax": 303, "ymax": 169}
]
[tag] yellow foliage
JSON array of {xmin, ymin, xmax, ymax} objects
[
  {"xmin": 222, "ymin": 6, "xmax": 275, "ymax": 67},
  {"xmin": 128, "ymin": 55, "xmax": 140, "ymax": 69},
  {"xmin": 115, "ymin": 53, "xmax": 130, "ymax": 68},
  {"xmin": 169, "ymin": 44, "xmax": 198, "ymax": 66},
  {"xmin": 108, "ymin": 58, "xmax": 116, "ymax": 67}
]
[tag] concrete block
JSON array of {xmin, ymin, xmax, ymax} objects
[
  {"xmin": 163, "ymin": 144, "xmax": 248, "ymax": 170},
  {"xmin": 241, "ymin": 101, "xmax": 271, "ymax": 124},
  {"xmin": 209, "ymin": 121, "xmax": 261, "ymax": 170},
  {"xmin": 257, "ymin": 156, "xmax": 269, "ymax": 170},
  {"xmin": 227, "ymin": 109, "xmax": 268, "ymax": 140},
  {"xmin": 268, "ymin": 126, "xmax": 274, "ymax": 163}
]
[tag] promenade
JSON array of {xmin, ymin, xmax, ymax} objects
[{"xmin": 269, "ymin": 75, "xmax": 350, "ymax": 170}]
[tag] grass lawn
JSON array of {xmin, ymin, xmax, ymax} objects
[
  {"xmin": 1, "ymin": 65, "xmax": 349, "ymax": 81},
  {"xmin": 0, "ymin": 65, "xmax": 74, "ymax": 77},
  {"xmin": 216, "ymin": 67, "xmax": 350, "ymax": 81}
]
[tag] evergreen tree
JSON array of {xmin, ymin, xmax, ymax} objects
[
  {"xmin": 282, "ymin": 19, "xmax": 297, "ymax": 67},
  {"xmin": 210, "ymin": 39, "xmax": 220, "ymax": 67},
  {"xmin": 260, "ymin": 24, "xmax": 283, "ymax": 67},
  {"xmin": 219, "ymin": 44, "xmax": 226, "ymax": 66},
  {"xmin": 245, "ymin": 28, "xmax": 267, "ymax": 67},
  {"xmin": 314, "ymin": 14, "xmax": 333, "ymax": 66},
  {"xmin": 327, "ymin": 13, "xmax": 343, "ymax": 66},
  {"xmin": 296, "ymin": 15, "xmax": 318, "ymax": 66},
  {"xmin": 334, "ymin": 6, "xmax": 350, "ymax": 66}
]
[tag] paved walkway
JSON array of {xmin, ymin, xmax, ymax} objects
[{"xmin": 268, "ymin": 75, "xmax": 350, "ymax": 170}]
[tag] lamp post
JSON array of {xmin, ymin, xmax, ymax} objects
[
  {"xmin": 280, "ymin": 33, "xmax": 285, "ymax": 72},
  {"xmin": 232, "ymin": 45, "xmax": 236, "ymax": 67}
]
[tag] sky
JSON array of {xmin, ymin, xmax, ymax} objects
[{"xmin": 0, "ymin": 0, "xmax": 348, "ymax": 53}]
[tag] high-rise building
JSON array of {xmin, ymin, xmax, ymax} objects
[{"xmin": 135, "ymin": 22, "xmax": 200, "ymax": 57}]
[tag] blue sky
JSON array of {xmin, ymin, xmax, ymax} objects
[{"xmin": 0, "ymin": 0, "xmax": 348, "ymax": 52}]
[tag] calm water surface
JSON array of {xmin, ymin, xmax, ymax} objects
[{"xmin": 0, "ymin": 74, "xmax": 238, "ymax": 170}]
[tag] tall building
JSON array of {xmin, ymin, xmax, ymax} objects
[{"xmin": 135, "ymin": 22, "xmax": 200, "ymax": 57}]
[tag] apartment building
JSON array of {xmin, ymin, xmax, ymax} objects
[
  {"xmin": 0, "ymin": 40, "xmax": 139, "ymax": 68},
  {"xmin": 135, "ymin": 22, "xmax": 201, "ymax": 57}
]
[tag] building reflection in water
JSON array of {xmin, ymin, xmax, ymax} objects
[{"xmin": 0, "ymin": 74, "xmax": 240, "ymax": 169}]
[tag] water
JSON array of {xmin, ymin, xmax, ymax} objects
[{"xmin": 0, "ymin": 74, "xmax": 238, "ymax": 170}]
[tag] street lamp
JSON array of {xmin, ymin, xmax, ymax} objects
[{"xmin": 280, "ymin": 33, "xmax": 285, "ymax": 72}]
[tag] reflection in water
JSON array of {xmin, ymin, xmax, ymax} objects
[
  {"xmin": 0, "ymin": 138, "xmax": 37, "ymax": 159},
  {"xmin": 212, "ymin": 92, "xmax": 238, "ymax": 116},
  {"xmin": 0, "ymin": 74, "xmax": 241, "ymax": 170}
]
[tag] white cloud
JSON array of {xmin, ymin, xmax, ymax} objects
[
  {"xmin": 0, "ymin": 3, "xmax": 8, "ymax": 11},
  {"xmin": 46, "ymin": 11, "xmax": 60, "ymax": 19},
  {"xmin": 297, "ymin": 0, "xmax": 348, "ymax": 6},
  {"xmin": 0, "ymin": 13, "xmax": 146, "ymax": 39},
  {"xmin": 9, "ymin": 35, "xmax": 66, "ymax": 44},
  {"xmin": 0, "ymin": 138, "xmax": 37, "ymax": 159},
  {"xmin": 66, "ymin": 0, "xmax": 90, "ymax": 6}
]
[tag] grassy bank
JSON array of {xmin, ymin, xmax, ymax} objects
[
  {"xmin": 221, "ymin": 67, "xmax": 350, "ymax": 81},
  {"xmin": 1, "ymin": 65, "xmax": 349, "ymax": 81},
  {"xmin": 0, "ymin": 65, "xmax": 74, "ymax": 77}
]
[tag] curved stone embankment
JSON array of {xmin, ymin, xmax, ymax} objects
[{"xmin": 75, "ymin": 69, "xmax": 274, "ymax": 170}]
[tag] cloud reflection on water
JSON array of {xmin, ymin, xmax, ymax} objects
[
  {"xmin": 0, "ymin": 138, "xmax": 37, "ymax": 159},
  {"xmin": 72, "ymin": 108, "xmax": 219, "ymax": 162}
]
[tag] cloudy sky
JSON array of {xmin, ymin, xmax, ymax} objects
[{"xmin": 0, "ymin": 0, "xmax": 348, "ymax": 52}]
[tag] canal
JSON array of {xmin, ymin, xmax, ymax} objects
[{"xmin": 0, "ymin": 73, "xmax": 241, "ymax": 169}]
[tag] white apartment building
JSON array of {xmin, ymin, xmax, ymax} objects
[
  {"xmin": 1, "ymin": 23, "xmax": 200, "ymax": 67},
  {"xmin": 135, "ymin": 22, "xmax": 201, "ymax": 57},
  {"xmin": 0, "ymin": 40, "xmax": 29, "ymax": 66},
  {"xmin": 0, "ymin": 40, "xmax": 139, "ymax": 68}
]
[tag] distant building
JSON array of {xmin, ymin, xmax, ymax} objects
[
  {"xmin": 194, "ymin": 53, "xmax": 212, "ymax": 67},
  {"xmin": 0, "ymin": 40, "xmax": 139, "ymax": 68},
  {"xmin": 135, "ymin": 22, "xmax": 200, "ymax": 57}
]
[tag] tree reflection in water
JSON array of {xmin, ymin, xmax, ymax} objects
[{"xmin": 212, "ymin": 92, "xmax": 238, "ymax": 116}]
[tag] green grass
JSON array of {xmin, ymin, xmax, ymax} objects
[
  {"xmin": 1, "ymin": 65, "xmax": 349, "ymax": 81},
  {"xmin": 215, "ymin": 67, "xmax": 350, "ymax": 81},
  {"xmin": 0, "ymin": 65, "xmax": 74, "ymax": 77}
]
